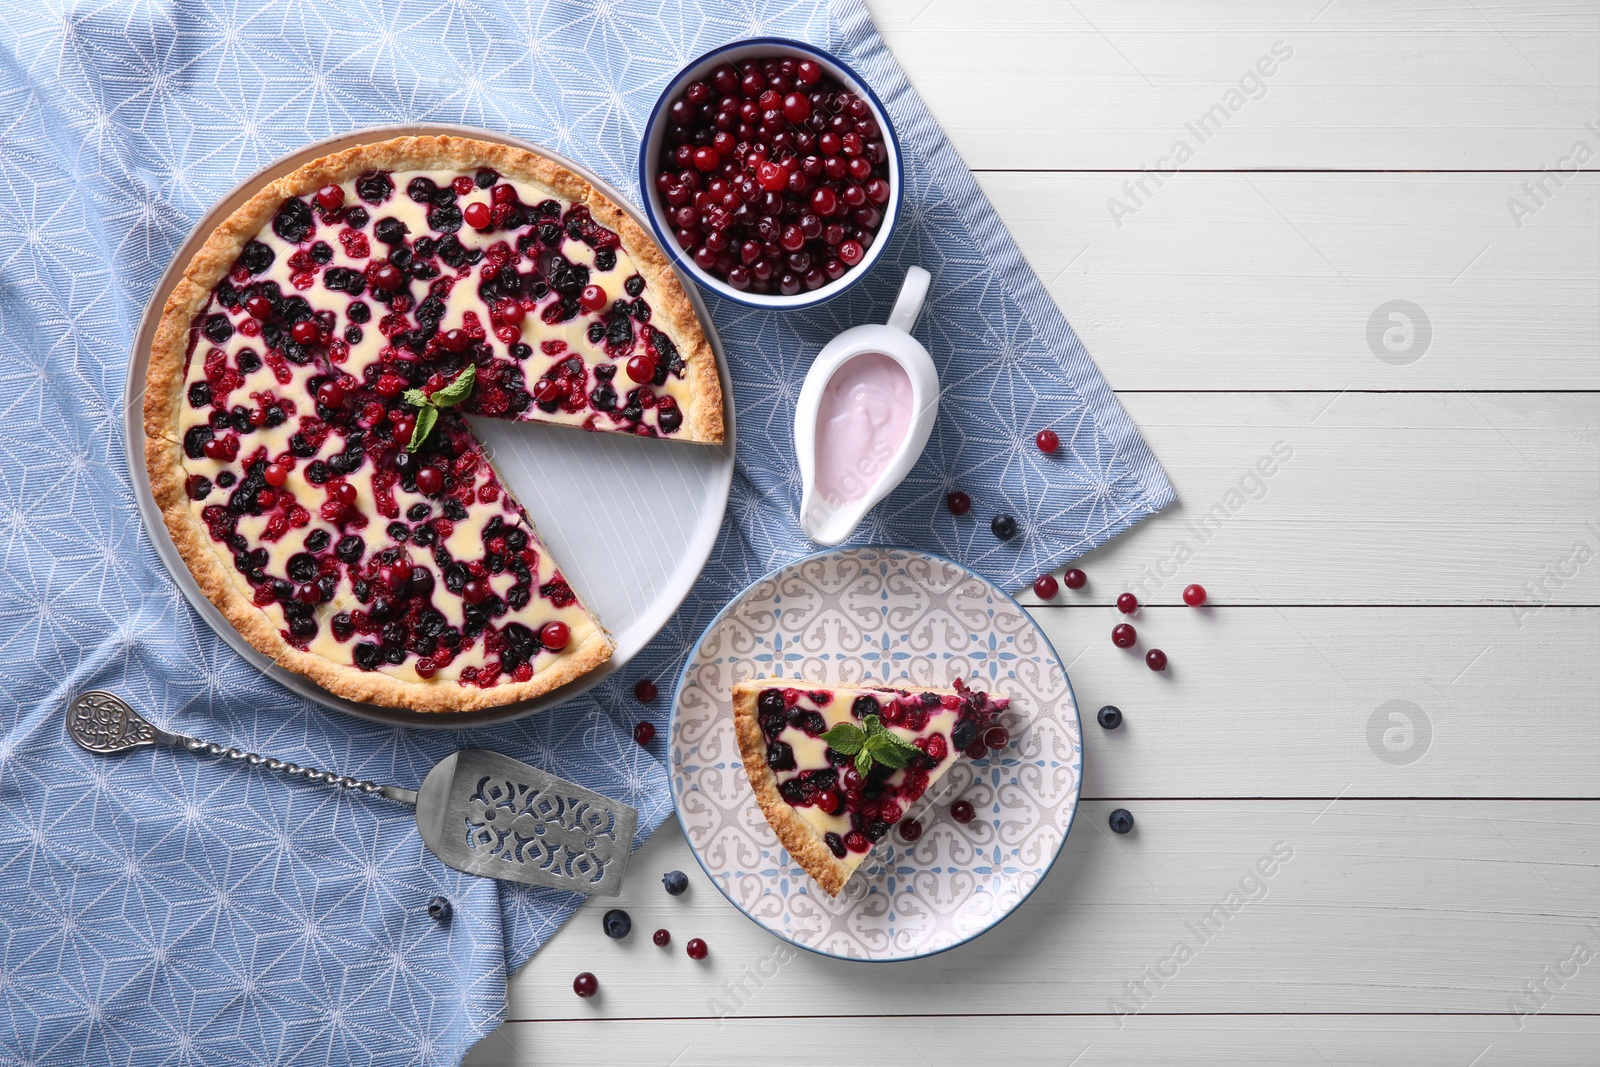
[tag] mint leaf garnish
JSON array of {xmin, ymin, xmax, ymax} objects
[
  {"xmin": 820, "ymin": 722, "xmax": 866, "ymax": 756},
  {"xmin": 404, "ymin": 365, "xmax": 475, "ymax": 452}
]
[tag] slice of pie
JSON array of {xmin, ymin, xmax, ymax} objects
[
  {"xmin": 732, "ymin": 677, "xmax": 1009, "ymax": 895},
  {"xmin": 145, "ymin": 135, "xmax": 724, "ymax": 711}
]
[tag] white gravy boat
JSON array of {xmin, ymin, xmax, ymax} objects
[{"xmin": 796, "ymin": 266, "xmax": 939, "ymax": 546}]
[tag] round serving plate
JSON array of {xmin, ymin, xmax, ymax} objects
[
  {"xmin": 670, "ymin": 546, "xmax": 1082, "ymax": 962},
  {"xmin": 125, "ymin": 123, "xmax": 736, "ymax": 730}
]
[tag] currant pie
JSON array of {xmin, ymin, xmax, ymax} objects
[
  {"xmin": 732, "ymin": 678, "xmax": 1008, "ymax": 895},
  {"xmin": 145, "ymin": 135, "xmax": 723, "ymax": 711}
]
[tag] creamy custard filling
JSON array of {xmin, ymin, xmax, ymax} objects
[
  {"xmin": 174, "ymin": 164, "xmax": 698, "ymax": 690},
  {"xmin": 753, "ymin": 681, "xmax": 1008, "ymax": 871}
]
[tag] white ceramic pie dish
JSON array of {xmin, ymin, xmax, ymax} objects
[{"xmin": 124, "ymin": 123, "xmax": 736, "ymax": 730}]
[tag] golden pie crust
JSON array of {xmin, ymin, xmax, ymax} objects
[{"xmin": 145, "ymin": 135, "xmax": 724, "ymax": 711}]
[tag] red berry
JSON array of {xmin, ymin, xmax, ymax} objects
[
  {"xmin": 1112, "ymin": 623, "xmax": 1137, "ymax": 648},
  {"xmin": 797, "ymin": 59, "xmax": 823, "ymax": 86},
  {"xmin": 634, "ymin": 678, "xmax": 658, "ymax": 702},
  {"xmin": 946, "ymin": 491, "xmax": 971, "ymax": 515},
  {"xmin": 950, "ymin": 800, "xmax": 975, "ymax": 824},
  {"xmin": 781, "ymin": 92, "xmax": 812, "ymax": 123},
  {"xmin": 653, "ymin": 929, "xmax": 670, "ymax": 947},
  {"xmin": 837, "ymin": 239, "xmax": 863, "ymax": 266},
  {"xmin": 815, "ymin": 789, "xmax": 841, "ymax": 814},
  {"xmin": 573, "ymin": 972, "xmax": 598, "ymax": 997},
  {"xmin": 625, "ymin": 354, "xmax": 658, "ymax": 384},
  {"xmin": 316, "ymin": 381, "xmax": 345, "ymax": 408},
  {"xmin": 843, "ymin": 830, "xmax": 871, "ymax": 853},
  {"xmin": 332, "ymin": 481, "xmax": 357, "ymax": 506},
  {"xmin": 441, "ymin": 328, "xmax": 471, "ymax": 353},
  {"xmin": 540, "ymin": 621, "xmax": 571, "ymax": 651},
  {"xmin": 692, "ymin": 146, "xmax": 720, "ymax": 172},
  {"xmin": 899, "ymin": 818, "xmax": 923, "ymax": 842},
  {"xmin": 633, "ymin": 721, "xmax": 656, "ymax": 746},
  {"xmin": 373, "ymin": 263, "xmax": 403, "ymax": 291},
  {"xmin": 1183, "ymin": 583, "xmax": 1208, "ymax": 607},
  {"xmin": 463, "ymin": 201, "xmax": 491, "ymax": 229},
  {"xmin": 756, "ymin": 160, "xmax": 787, "ymax": 191},
  {"xmin": 462, "ymin": 578, "xmax": 491, "ymax": 605},
  {"xmin": 315, "ymin": 184, "xmax": 344, "ymax": 212},
  {"xmin": 1033, "ymin": 574, "xmax": 1059, "ymax": 600},
  {"xmin": 245, "ymin": 294, "xmax": 272, "ymax": 319},
  {"xmin": 1035, "ymin": 429, "xmax": 1059, "ymax": 453},
  {"xmin": 415, "ymin": 658, "xmax": 437, "ymax": 679},
  {"xmin": 984, "ymin": 725, "xmax": 1010, "ymax": 750},
  {"xmin": 1117, "ymin": 592, "xmax": 1139, "ymax": 614},
  {"xmin": 686, "ymin": 938, "xmax": 708, "ymax": 960},
  {"xmin": 579, "ymin": 284, "xmax": 608, "ymax": 312},
  {"xmin": 1146, "ymin": 648, "xmax": 1168, "ymax": 672},
  {"xmin": 415, "ymin": 467, "xmax": 444, "ymax": 495},
  {"xmin": 1064, "ymin": 568, "xmax": 1087, "ymax": 590},
  {"xmin": 291, "ymin": 320, "xmax": 320, "ymax": 345},
  {"xmin": 263, "ymin": 463, "xmax": 288, "ymax": 488}
]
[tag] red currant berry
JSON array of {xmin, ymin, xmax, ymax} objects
[
  {"xmin": 633, "ymin": 721, "xmax": 655, "ymax": 746},
  {"xmin": 692, "ymin": 146, "xmax": 720, "ymax": 172},
  {"xmin": 1183, "ymin": 583, "xmax": 1208, "ymax": 607},
  {"xmin": 781, "ymin": 92, "xmax": 812, "ymax": 123},
  {"xmin": 579, "ymin": 284, "xmax": 608, "ymax": 312},
  {"xmin": 463, "ymin": 201, "xmax": 491, "ymax": 229},
  {"xmin": 1064, "ymin": 568, "xmax": 1087, "ymax": 590},
  {"xmin": 290, "ymin": 320, "xmax": 320, "ymax": 345},
  {"xmin": 415, "ymin": 467, "xmax": 444, "ymax": 495},
  {"xmin": 415, "ymin": 658, "xmax": 438, "ymax": 680},
  {"xmin": 797, "ymin": 59, "xmax": 823, "ymax": 86},
  {"xmin": 899, "ymin": 818, "xmax": 923, "ymax": 842},
  {"xmin": 984, "ymin": 725, "xmax": 1010, "ymax": 750},
  {"xmin": 263, "ymin": 463, "xmax": 288, "ymax": 488},
  {"xmin": 950, "ymin": 800, "xmax": 975, "ymax": 824},
  {"xmin": 332, "ymin": 481, "xmax": 358, "ymax": 506},
  {"xmin": 316, "ymin": 381, "xmax": 346, "ymax": 408},
  {"xmin": 686, "ymin": 938, "xmax": 708, "ymax": 960},
  {"xmin": 1146, "ymin": 648, "xmax": 1168, "ymax": 672},
  {"xmin": 634, "ymin": 678, "xmax": 658, "ymax": 702},
  {"xmin": 461, "ymin": 578, "xmax": 490, "ymax": 605},
  {"xmin": 815, "ymin": 789, "xmax": 841, "ymax": 814},
  {"xmin": 540, "ymin": 621, "xmax": 571, "ymax": 651},
  {"xmin": 946, "ymin": 491, "xmax": 971, "ymax": 515},
  {"xmin": 246, "ymin": 294, "xmax": 272, "ymax": 319},
  {"xmin": 1035, "ymin": 429, "xmax": 1059, "ymax": 453},
  {"xmin": 315, "ymin": 184, "xmax": 344, "ymax": 212},
  {"xmin": 1117, "ymin": 592, "xmax": 1139, "ymax": 614},
  {"xmin": 653, "ymin": 929, "xmax": 670, "ymax": 947},
  {"xmin": 573, "ymin": 972, "xmax": 598, "ymax": 998},
  {"xmin": 373, "ymin": 263, "xmax": 403, "ymax": 291},
  {"xmin": 1033, "ymin": 574, "xmax": 1059, "ymax": 600},
  {"xmin": 1112, "ymin": 623, "xmax": 1137, "ymax": 649},
  {"xmin": 626, "ymin": 354, "xmax": 658, "ymax": 384}
]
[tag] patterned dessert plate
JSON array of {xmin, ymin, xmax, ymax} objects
[{"xmin": 670, "ymin": 546, "xmax": 1083, "ymax": 961}]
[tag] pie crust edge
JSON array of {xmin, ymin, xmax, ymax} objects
[{"xmin": 143, "ymin": 133, "xmax": 743, "ymax": 711}]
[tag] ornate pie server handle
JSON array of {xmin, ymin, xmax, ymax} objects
[{"xmin": 67, "ymin": 691, "xmax": 418, "ymax": 806}]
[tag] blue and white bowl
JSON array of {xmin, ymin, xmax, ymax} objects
[{"xmin": 638, "ymin": 37, "xmax": 904, "ymax": 311}]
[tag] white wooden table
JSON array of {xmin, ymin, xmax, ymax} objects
[{"xmin": 467, "ymin": 3, "xmax": 1600, "ymax": 1062}]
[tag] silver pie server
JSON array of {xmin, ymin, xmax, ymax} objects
[{"xmin": 67, "ymin": 691, "xmax": 637, "ymax": 896}]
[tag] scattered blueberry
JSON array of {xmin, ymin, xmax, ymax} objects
[
  {"xmin": 427, "ymin": 895, "xmax": 452, "ymax": 922},
  {"xmin": 1097, "ymin": 705, "xmax": 1123, "ymax": 730},
  {"xmin": 1109, "ymin": 808, "xmax": 1135, "ymax": 834},
  {"xmin": 602, "ymin": 908, "xmax": 632, "ymax": 939},
  {"xmin": 991, "ymin": 514, "xmax": 1018, "ymax": 540},
  {"xmin": 662, "ymin": 870, "xmax": 689, "ymax": 896}
]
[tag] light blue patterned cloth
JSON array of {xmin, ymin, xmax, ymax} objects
[{"xmin": 0, "ymin": 1, "xmax": 1172, "ymax": 1063}]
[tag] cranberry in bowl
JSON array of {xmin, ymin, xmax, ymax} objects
[{"xmin": 639, "ymin": 38, "xmax": 903, "ymax": 310}]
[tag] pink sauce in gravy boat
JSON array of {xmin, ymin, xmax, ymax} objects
[{"xmin": 796, "ymin": 267, "xmax": 938, "ymax": 545}]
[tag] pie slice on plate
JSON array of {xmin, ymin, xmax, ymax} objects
[
  {"xmin": 732, "ymin": 677, "xmax": 1009, "ymax": 895},
  {"xmin": 145, "ymin": 135, "xmax": 724, "ymax": 711}
]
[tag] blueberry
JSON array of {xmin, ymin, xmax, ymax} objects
[
  {"xmin": 1097, "ymin": 705, "xmax": 1123, "ymax": 730},
  {"xmin": 602, "ymin": 908, "xmax": 632, "ymax": 939},
  {"xmin": 427, "ymin": 895, "xmax": 452, "ymax": 922},
  {"xmin": 991, "ymin": 514, "xmax": 1018, "ymax": 540},
  {"xmin": 662, "ymin": 870, "xmax": 689, "ymax": 896},
  {"xmin": 1109, "ymin": 808, "xmax": 1135, "ymax": 834}
]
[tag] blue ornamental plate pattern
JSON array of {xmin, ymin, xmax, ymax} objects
[{"xmin": 671, "ymin": 547, "xmax": 1083, "ymax": 961}]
